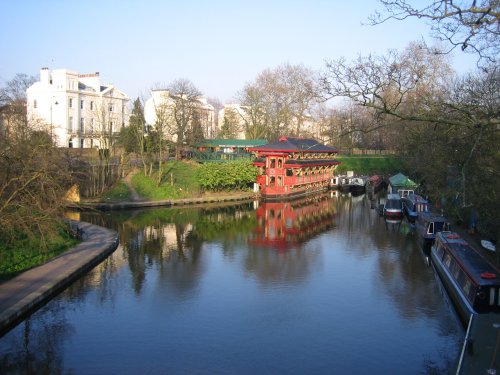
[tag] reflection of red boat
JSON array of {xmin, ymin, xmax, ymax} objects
[
  {"xmin": 249, "ymin": 137, "xmax": 341, "ymax": 201},
  {"xmin": 248, "ymin": 194, "xmax": 336, "ymax": 250}
]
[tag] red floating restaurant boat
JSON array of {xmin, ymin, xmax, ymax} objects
[{"xmin": 249, "ymin": 136, "xmax": 341, "ymax": 201}]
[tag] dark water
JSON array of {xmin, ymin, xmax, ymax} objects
[{"xmin": 0, "ymin": 192, "xmax": 463, "ymax": 374}]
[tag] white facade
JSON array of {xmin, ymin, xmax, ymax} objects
[
  {"xmin": 27, "ymin": 67, "xmax": 130, "ymax": 148},
  {"xmin": 217, "ymin": 103, "xmax": 249, "ymax": 140},
  {"xmin": 144, "ymin": 89, "xmax": 215, "ymax": 142}
]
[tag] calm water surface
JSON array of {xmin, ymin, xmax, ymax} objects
[{"xmin": 0, "ymin": 192, "xmax": 464, "ymax": 374}]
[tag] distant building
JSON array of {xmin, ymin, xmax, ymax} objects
[
  {"xmin": 27, "ymin": 67, "xmax": 130, "ymax": 148},
  {"xmin": 217, "ymin": 103, "xmax": 249, "ymax": 139},
  {"xmin": 144, "ymin": 89, "xmax": 215, "ymax": 142}
]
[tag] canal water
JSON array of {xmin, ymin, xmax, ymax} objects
[{"xmin": 0, "ymin": 192, "xmax": 464, "ymax": 374}]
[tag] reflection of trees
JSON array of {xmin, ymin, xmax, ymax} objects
[
  {"xmin": 0, "ymin": 300, "xmax": 74, "ymax": 374},
  {"xmin": 79, "ymin": 203, "xmax": 257, "ymax": 296}
]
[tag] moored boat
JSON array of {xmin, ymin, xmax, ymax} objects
[
  {"xmin": 338, "ymin": 175, "xmax": 352, "ymax": 193},
  {"xmin": 402, "ymin": 193, "xmax": 430, "ymax": 223},
  {"xmin": 431, "ymin": 231, "xmax": 500, "ymax": 326},
  {"xmin": 383, "ymin": 193, "xmax": 403, "ymax": 219},
  {"xmin": 250, "ymin": 137, "xmax": 341, "ymax": 201},
  {"xmin": 367, "ymin": 175, "xmax": 386, "ymax": 194},
  {"xmin": 349, "ymin": 176, "xmax": 366, "ymax": 196},
  {"xmin": 415, "ymin": 212, "xmax": 451, "ymax": 255}
]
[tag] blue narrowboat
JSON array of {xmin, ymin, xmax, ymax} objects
[
  {"xmin": 415, "ymin": 212, "xmax": 451, "ymax": 254},
  {"xmin": 402, "ymin": 193, "xmax": 429, "ymax": 222},
  {"xmin": 431, "ymin": 231, "xmax": 500, "ymax": 326}
]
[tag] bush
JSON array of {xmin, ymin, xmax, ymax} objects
[{"xmin": 196, "ymin": 160, "xmax": 258, "ymax": 191}]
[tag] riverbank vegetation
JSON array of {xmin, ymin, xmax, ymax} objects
[{"xmin": 336, "ymin": 156, "xmax": 405, "ymax": 176}]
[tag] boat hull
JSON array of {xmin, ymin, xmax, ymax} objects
[{"xmin": 431, "ymin": 245, "xmax": 475, "ymax": 325}]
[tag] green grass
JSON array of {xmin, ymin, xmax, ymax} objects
[
  {"xmin": 101, "ymin": 181, "xmax": 133, "ymax": 201},
  {"xmin": 131, "ymin": 161, "xmax": 201, "ymax": 200},
  {"xmin": 0, "ymin": 224, "xmax": 79, "ymax": 281},
  {"xmin": 336, "ymin": 156, "xmax": 406, "ymax": 175}
]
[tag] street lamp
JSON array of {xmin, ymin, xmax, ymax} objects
[{"xmin": 50, "ymin": 97, "xmax": 58, "ymax": 140}]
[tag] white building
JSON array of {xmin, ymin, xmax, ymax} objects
[
  {"xmin": 27, "ymin": 67, "xmax": 129, "ymax": 148},
  {"xmin": 144, "ymin": 89, "xmax": 215, "ymax": 142},
  {"xmin": 217, "ymin": 103, "xmax": 249, "ymax": 140}
]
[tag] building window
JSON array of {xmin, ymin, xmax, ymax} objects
[
  {"xmin": 69, "ymin": 116, "xmax": 74, "ymax": 133},
  {"xmin": 69, "ymin": 98, "xmax": 73, "ymax": 108},
  {"xmin": 108, "ymin": 104, "xmax": 114, "ymax": 112},
  {"xmin": 80, "ymin": 100, "xmax": 84, "ymax": 109},
  {"xmin": 90, "ymin": 101, "xmax": 94, "ymax": 110},
  {"xmin": 109, "ymin": 121, "xmax": 114, "ymax": 133},
  {"xmin": 80, "ymin": 118, "xmax": 85, "ymax": 133},
  {"xmin": 34, "ymin": 100, "xmax": 37, "ymax": 109},
  {"xmin": 69, "ymin": 138, "xmax": 73, "ymax": 148},
  {"xmin": 80, "ymin": 139, "xmax": 84, "ymax": 148}
]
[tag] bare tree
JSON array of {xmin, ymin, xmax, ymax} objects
[
  {"xmin": 168, "ymin": 79, "xmax": 203, "ymax": 159},
  {"xmin": 369, "ymin": 0, "xmax": 500, "ymax": 65},
  {"xmin": 0, "ymin": 74, "xmax": 74, "ymax": 245},
  {"xmin": 238, "ymin": 63, "xmax": 319, "ymax": 140},
  {"xmin": 321, "ymin": 42, "xmax": 456, "ymax": 128}
]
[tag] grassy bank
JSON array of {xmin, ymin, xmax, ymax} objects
[
  {"xmin": 0, "ymin": 224, "xmax": 79, "ymax": 281},
  {"xmin": 335, "ymin": 156, "xmax": 406, "ymax": 176}
]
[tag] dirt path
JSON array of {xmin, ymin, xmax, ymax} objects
[{"xmin": 123, "ymin": 168, "xmax": 143, "ymax": 201}]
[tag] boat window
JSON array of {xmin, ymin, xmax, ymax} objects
[
  {"xmin": 386, "ymin": 199, "xmax": 402, "ymax": 209},
  {"xmin": 270, "ymin": 176, "xmax": 276, "ymax": 186},
  {"xmin": 434, "ymin": 222, "xmax": 443, "ymax": 232},
  {"xmin": 427, "ymin": 222, "xmax": 434, "ymax": 235},
  {"xmin": 490, "ymin": 288, "xmax": 495, "ymax": 306},
  {"xmin": 286, "ymin": 169, "xmax": 293, "ymax": 177},
  {"xmin": 444, "ymin": 254, "xmax": 452, "ymax": 268},
  {"xmin": 278, "ymin": 158, "xmax": 282, "ymax": 168},
  {"xmin": 270, "ymin": 158, "xmax": 276, "ymax": 168},
  {"xmin": 277, "ymin": 176, "xmax": 282, "ymax": 186}
]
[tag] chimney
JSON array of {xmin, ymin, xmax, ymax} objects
[{"xmin": 40, "ymin": 67, "xmax": 50, "ymax": 84}]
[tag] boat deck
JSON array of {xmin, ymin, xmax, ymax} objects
[{"xmin": 455, "ymin": 313, "xmax": 500, "ymax": 374}]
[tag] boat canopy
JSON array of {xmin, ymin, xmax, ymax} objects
[{"xmin": 389, "ymin": 173, "xmax": 418, "ymax": 190}]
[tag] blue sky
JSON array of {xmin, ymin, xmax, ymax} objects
[{"xmin": 1, "ymin": 0, "xmax": 477, "ymax": 103}]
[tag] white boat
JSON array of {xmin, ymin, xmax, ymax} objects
[{"xmin": 481, "ymin": 240, "xmax": 496, "ymax": 252}]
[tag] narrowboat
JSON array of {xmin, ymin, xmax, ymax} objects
[
  {"xmin": 366, "ymin": 175, "xmax": 386, "ymax": 194},
  {"xmin": 431, "ymin": 231, "xmax": 500, "ymax": 326},
  {"xmin": 402, "ymin": 193, "xmax": 430, "ymax": 223},
  {"xmin": 349, "ymin": 177, "xmax": 366, "ymax": 196},
  {"xmin": 338, "ymin": 175, "xmax": 352, "ymax": 194},
  {"xmin": 249, "ymin": 137, "xmax": 341, "ymax": 201},
  {"xmin": 415, "ymin": 212, "xmax": 451, "ymax": 254},
  {"xmin": 383, "ymin": 193, "xmax": 403, "ymax": 219},
  {"xmin": 388, "ymin": 173, "xmax": 418, "ymax": 194}
]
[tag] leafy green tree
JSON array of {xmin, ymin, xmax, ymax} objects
[{"xmin": 219, "ymin": 107, "xmax": 241, "ymax": 139}]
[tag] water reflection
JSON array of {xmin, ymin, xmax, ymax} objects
[
  {"xmin": 249, "ymin": 193, "xmax": 336, "ymax": 251},
  {"xmin": 0, "ymin": 194, "xmax": 462, "ymax": 374}
]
